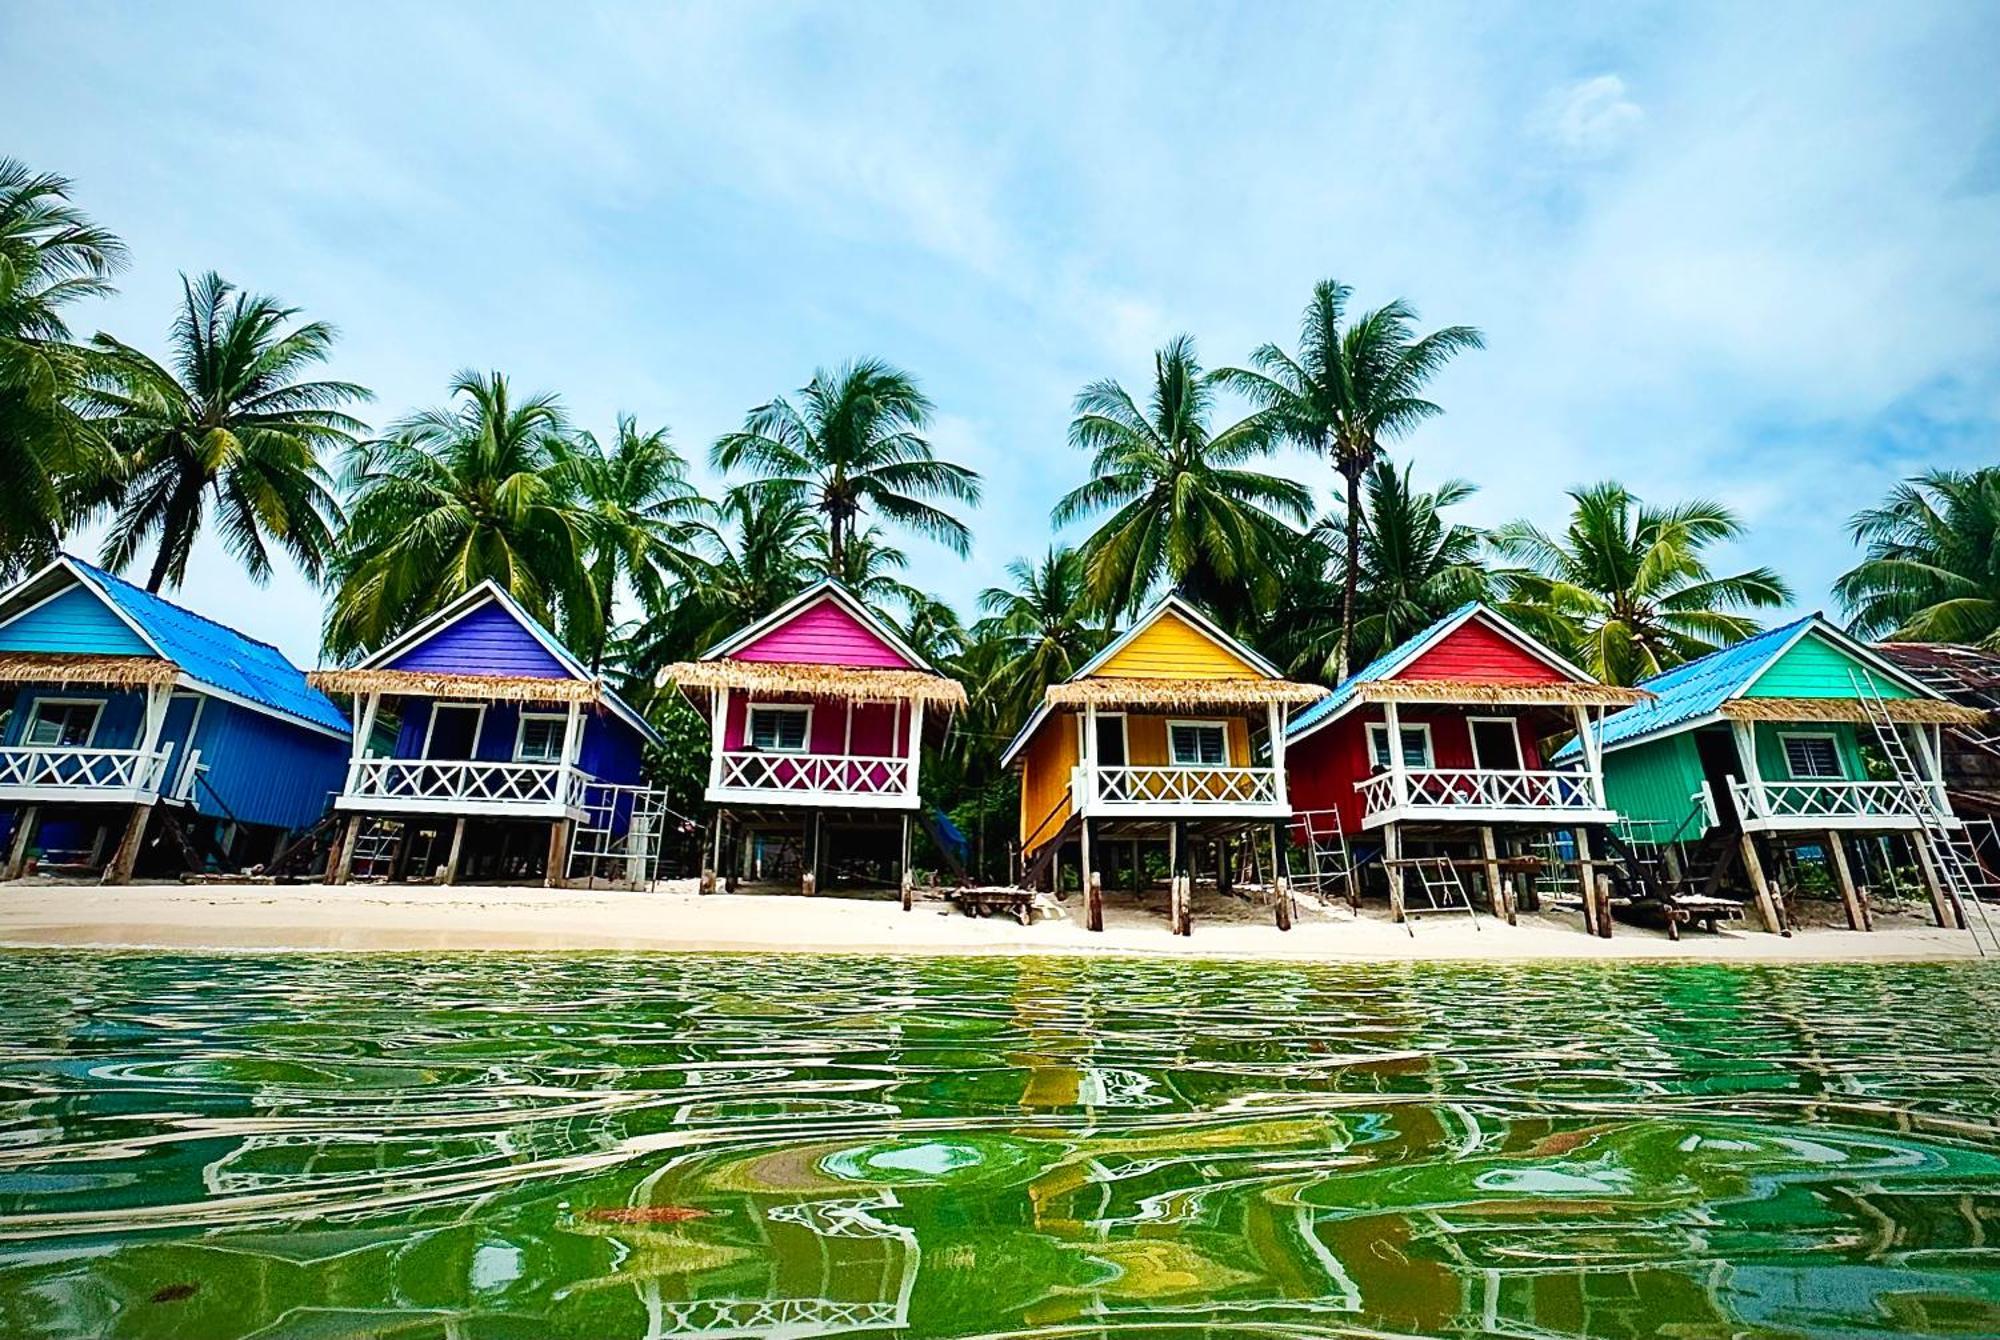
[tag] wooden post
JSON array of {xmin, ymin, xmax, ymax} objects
[
  {"xmin": 1738, "ymin": 832, "xmax": 1787, "ymax": 935},
  {"xmin": 545, "ymin": 819, "xmax": 570, "ymax": 888},
  {"xmin": 1217, "ymin": 837, "xmax": 1234, "ymax": 896},
  {"xmin": 328, "ymin": 814, "xmax": 363, "ymax": 884},
  {"xmin": 1824, "ymin": 830, "xmax": 1868, "ymax": 931},
  {"xmin": 1500, "ymin": 877, "xmax": 1518, "ymax": 926},
  {"xmin": 442, "ymin": 816, "xmax": 467, "ymax": 886},
  {"xmin": 802, "ymin": 812, "xmax": 820, "ymax": 895},
  {"xmin": 1479, "ymin": 826, "xmax": 1503, "ymax": 918},
  {"xmin": 899, "ymin": 812, "xmax": 913, "ymax": 909},
  {"xmin": 1594, "ymin": 874, "xmax": 1615, "ymax": 939},
  {"xmin": 1086, "ymin": 870, "xmax": 1104, "ymax": 932},
  {"xmin": 722, "ymin": 813, "xmax": 739, "ymax": 893},
  {"xmin": 1574, "ymin": 827, "xmax": 1596, "ymax": 933},
  {"xmin": 1911, "ymin": 835, "xmax": 1958, "ymax": 928},
  {"xmin": 4, "ymin": 806, "xmax": 39, "ymax": 881},
  {"xmin": 1385, "ymin": 822, "xmax": 1406, "ymax": 922},
  {"xmin": 1274, "ymin": 876, "xmax": 1292, "ymax": 931},
  {"xmin": 101, "ymin": 803, "xmax": 151, "ymax": 885}
]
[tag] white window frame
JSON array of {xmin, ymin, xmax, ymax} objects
[
  {"xmin": 1367, "ymin": 721, "xmax": 1435, "ymax": 771},
  {"xmin": 1166, "ymin": 718, "xmax": 1231, "ymax": 768},
  {"xmin": 1468, "ymin": 715, "xmax": 1524, "ymax": 771},
  {"xmin": 746, "ymin": 703, "xmax": 813, "ymax": 754},
  {"xmin": 24, "ymin": 697, "xmax": 104, "ymax": 748},
  {"xmin": 422, "ymin": 702, "xmax": 488, "ymax": 760},
  {"xmin": 1079, "ymin": 710, "xmax": 1130, "ymax": 766},
  {"xmin": 1778, "ymin": 730, "xmax": 1845, "ymax": 781},
  {"xmin": 513, "ymin": 711, "xmax": 570, "ymax": 764}
]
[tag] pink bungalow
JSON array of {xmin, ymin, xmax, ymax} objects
[{"xmin": 661, "ymin": 582, "xmax": 967, "ymax": 894}]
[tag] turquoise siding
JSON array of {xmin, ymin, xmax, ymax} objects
[
  {"xmin": 0, "ymin": 585, "xmax": 151, "ymax": 655},
  {"xmin": 1745, "ymin": 631, "xmax": 1913, "ymax": 700},
  {"xmin": 1601, "ymin": 733, "xmax": 1707, "ymax": 831},
  {"xmin": 1752, "ymin": 721, "xmax": 1868, "ymax": 782}
]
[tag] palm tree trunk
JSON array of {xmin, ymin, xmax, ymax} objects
[
  {"xmin": 1339, "ymin": 463, "xmax": 1361, "ymax": 680},
  {"xmin": 828, "ymin": 507, "xmax": 846, "ymax": 578}
]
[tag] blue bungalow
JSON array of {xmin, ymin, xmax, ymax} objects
[
  {"xmin": 310, "ymin": 581, "xmax": 664, "ymax": 886},
  {"xmin": 0, "ymin": 555, "xmax": 351, "ymax": 883}
]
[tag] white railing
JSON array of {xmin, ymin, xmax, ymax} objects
[
  {"xmin": 1357, "ymin": 768, "xmax": 1604, "ymax": 820},
  {"xmin": 1729, "ymin": 778, "xmax": 1936, "ymax": 824},
  {"xmin": 344, "ymin": 758, "xmax": 584, "ymax": 808},
  {"xmin": 0, "ymin": 746, "xmax": 172, "ymax": 796},
  {"xmin": 1077, "ymin": 765, "xmax": 1283, "ymax": 810},
  {"xmin": 716, "ymin": 751, "xmax": 913, "ymax": 799}
]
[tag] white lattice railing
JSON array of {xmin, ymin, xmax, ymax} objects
[
  {"xmin": 1080, "ymin": 765, "xmax": 1283, "ymax": 809},
  {"xmin": 0, "ymin": 746, "xmax": 172, "ymax": 796},
  {"xmin": 1358, "ymin": 768, "xmax": 1603, "ymax": 819},
  {"xmin": 345, "ymin": 758, "xmax": 583, "ymax": 808},
  {"xmin": 716, "ymin": 751, "xmax": 913, "ymax": 798},
  {"xmin": 1729, "ymin": 778, "xmax": 1936, "ymax": 823}
]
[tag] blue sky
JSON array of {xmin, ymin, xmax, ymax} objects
[{"xmin": 6, "ymin": 1, "xmax": 1999, "ymax": 666}]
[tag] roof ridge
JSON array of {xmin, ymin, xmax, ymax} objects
[
  {"xmin": 1631, "ymin": 613, "xmax": 1811, "ymax": 690},
  {"xmin": 67, "ymin": 554, "xmax": 291, "ymax": 658}
]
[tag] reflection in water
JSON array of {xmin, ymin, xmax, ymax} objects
[{"xmin": 0, "ymin": 954, "xmax": 1999, "ymax": 1337}]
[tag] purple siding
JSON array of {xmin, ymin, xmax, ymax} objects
[
  {"xmin": 387, "ymin": 698, "xmax": 645, "ymax": 784},
  {"xmin": 388, "ymin": 601, "xmax": 572, "ymax": 678},
  {"xmin": 733, "ymin": 598, "xmax": 913, "ymax": 669}
]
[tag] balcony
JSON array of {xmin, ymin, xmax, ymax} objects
[
  {"xmin": 1356, "ymin": 767, "xmax": 1615, "ymax": 828},
  {"xmin": 707, "ymin": 751, "xmax": 917, "ymax": 809},
  {"xmin": 1072, "ymin": 763, "xmax": 1286, "ymax": 817},
  {"xmin": 1726, "ymin": 778, "xmax": 1944, "ymax": 832},
  {"xmin": 336, "ymin": 758, "xmax": 588, "ymax": 817},
  {"xmin": 0, "ymin": 746, "xmax": 174, "ymax": 804}
]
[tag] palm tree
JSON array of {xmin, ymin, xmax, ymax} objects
[
  {"xmin": 89, "ymin": 271, "xmax": 367, "ymax": 592},
  {"xmin": 323, "ymin": 370, "xmax": 588, "ymax": 658},
  {"xmin": 712, "ymin": 359, "xmax": 981, "ymax": 571},
  {"xmin": 1218, "ymin": 280, "xmax": 1483, "ymax": 675},
  {"xmin": 560, "ymin": 415, "xmax": 708, "ymax": 669},
  {"xmin": 1837, "ymin": 466, "xmax": 2000, "ymax": 648},
  {"xmin": 1492, "ymin": 481, "xmax": 1791, "ymax": 685},
  {"xmin": 972, "ymin": 546, "xmax": 1110, "ymax": 727},
  {"xmin": 0, "ymin": 159, "xmax": 126, "ymax": 575},
  {"xmin": 1053, "ymin": 335, "xmax": 1311, "ymax": 618}
]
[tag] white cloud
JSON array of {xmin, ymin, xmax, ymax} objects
[{"xmin": 1538, "ymin": 74, "xmax": 1645, "ymax": 158}]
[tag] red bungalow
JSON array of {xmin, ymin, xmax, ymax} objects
[{"xmin": 1284, "ymin": 603, "xmax": 1646, "ymax": 917}]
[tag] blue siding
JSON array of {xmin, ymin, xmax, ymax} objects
[
  {"xmin": 388, "ymin": 602, "xmax": 572, "ymax": 678},
  {"xmin": 382, "ymin": 697, "xmax": 645, "ymax": 785},
  {"xmin": 0, "ymin": 585, "xmax": 152, "ymax": 655},
  {"xmin": 580, "ymin": 712, "xmax": 645, "ymax": 785},
  {"xmin": 3, "ymin": 687, "xmax": 145, "ymax": 747},
  {"xmin": 186, "ymin": 700, "xmax": 347, "ymax": 829}
]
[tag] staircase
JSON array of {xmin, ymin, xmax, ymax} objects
[{"xmin": 1853, "ymin": 670, "xmax": 1998, "ymax": 954}]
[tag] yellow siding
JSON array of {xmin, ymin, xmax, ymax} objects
[
  {"xmin": 1120, "ymin": 713, "xmax": 1248, "ymax": 767},
  {"xmin": 1092, "ymin": 610, "xmax": 1262, "ymax": 679},
  {"xmin": 1019, "ymin": 712, "xmax": 1078, "ymax": 851}
]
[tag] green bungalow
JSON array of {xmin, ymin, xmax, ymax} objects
[{"xmin": 1565, "ymin": 613, "xmax": 1986, "ymax": 930}]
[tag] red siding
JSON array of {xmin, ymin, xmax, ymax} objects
[
  {"xmin": 1287, "ymin": 706, "xmax": 1549, "ymax": 835},
  {"xmin": 1400, "ymin": 616, "xmax": 1569, "ymax": 684},
  {"xmin": 733, "ymin": 597, "xmax": 915, "ymax": 669}
]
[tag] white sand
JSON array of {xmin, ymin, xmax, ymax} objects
[{"xmin": 0, "ymin": 879, "xmax": 1984, "ymax": 962}]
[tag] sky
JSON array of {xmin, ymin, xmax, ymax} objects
[{"xmin": 6, "ymin": 1, "xmax": 1999, "ymax": 667}]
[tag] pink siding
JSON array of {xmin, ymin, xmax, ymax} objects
[
  {"xmin": 732, "ymin": 598, "xmax": 914, "ymax": 669},
  {"xmin": 723, "ymin": 694, "xmax": 913, "ymax": 757},
  {"xmin": 1400, "ymin": 616, "xmax": 1571, "ymax": 684}
]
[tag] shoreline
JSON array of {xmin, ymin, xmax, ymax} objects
[{"xmin": 0, "ymin": 881, "xmax": 1984, "ymax": 964}]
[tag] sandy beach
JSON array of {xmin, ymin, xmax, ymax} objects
[{"xmin": 0, "ymin": 879, "xmax": 1984, "ymax": 962}]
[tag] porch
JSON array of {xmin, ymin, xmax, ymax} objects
[
  {"xmin": 1701, "ymin": 714, "xmax": 1955, "ymax": 834},
  {"xmin": 0, "ymin": 671, "xmax": 199, "ymax": 810},
  {"xmin": 1355, "ymin": 765, "xmax": 1616, "ymax": 828}
]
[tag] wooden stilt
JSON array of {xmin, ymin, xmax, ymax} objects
[
  {"xmin": 1082, "ymin": 819, "xmax": 1101, "ymax": 930},
  {"xmin": 1911, "ymin": 835, "xmax": 1958, "ymax": 928},
  {"xmin": 1479, "ymin": 826, "xmax": 1504, "ymax": 919},
  {"xmin": 701, "ymin": 810, "xmax": 721, "ymax": 894},
  {"xmin": 1500, "ymin": 877, "xmax": 1518, "ymax": 926},
  {"xmin": 1738, "ymin": 832, "xmax": 1787, "ymax": 935},
  {"xmin": 1217, "ymin": 838, "xmax": 1234, "ymax": 896},
  {"xmin": 1824, "ymin": 830, "xmax": 1868, "ymax": 931},
  {"xmin": 102, "ymin": 804, "xmax": 153, "ymax": 886},
  {"xmin": 442, "ymin": 816, "xmax": 467, "ymax": 886},
  {"xmin": 1274, "ymin": 876, "xmax": 1293, "ymax": 931},
  {"xmin": 1385, "ymin": 823, "xmax": 1406, "ymax": 922},
  {"xmin": 1131, "ymin": 840, "xmax": 1142, "ymax": 892},
  {"xmin": 329, "ymin": 814, "xmax": 363, "ymax": 885},
  {"xmin": 4, "ymin": 805, "xmax": 39, "ymax": 881},
  {"xmin": 1595, "ymin": 874, "xmax": 1615, "ymax": 939},
  {"xmin": 544, "ymin": 819, "xmax": 571, "ymax": 889},
  {"xmin": 722, "ymin": 814, "xmax": 740, "ymax": 892}
]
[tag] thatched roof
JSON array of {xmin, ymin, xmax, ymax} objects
[
  {"xmin": 661, "ymin": 659, "xmax": 969, "ymax": 709},
  {"xmin": 1721, "ymin": 696, "xmax": 1988, "ymax": 726},
  {"xmin": 1044, "ymin": 677, "xmax": 1328, "ymax": 710},
  {"xmin": 309, "ymin": 668, "xmax": 603, "ymax": 704},
  {"xmin": 0, "ymin": 653, "xmax": 178, "ymax": 688},
  {"xmin": 1352, "ymin": 678, "xmax": 1651, "ymax": 708}
]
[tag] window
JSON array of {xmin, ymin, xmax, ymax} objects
[
  {"xmin": 747, "ymin": 705, "xmax": 811, "ymax": 753},
  {"xmin": 1092, "ymin": 712, "xmax": 1128, "ymax": 766},
  {"xmin": 1469, "ymin": 717, "xmax": 1524, "ymax": 771},
  {"xmin": 1168, "ymin": 720, "xmax": 1228, "ymax": 767},
  {"xmin": 515, "ymin": 713, "xmax": 568, "ymax": 763},
  {"xmin": 25, "ymin": 699, "xmax": 100, "ymax": 748},
  {"xmin": 1366, "ymin": 722, "xmax": 1434, "ymax": 770},
  {"xmin": 423, "ymin": 704, "xmax": 485, "ymax": 759},
  {"xmin": 1781, "ymin": 733, "xmax": 1844, "ymax": 781}
]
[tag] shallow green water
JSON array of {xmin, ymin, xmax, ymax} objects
[{"xmin": 3, "ymin": 955, "xmax": 2000, "ymax": 1338}]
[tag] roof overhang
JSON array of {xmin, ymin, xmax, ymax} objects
[
  {"xmin": 0, "ymin": 652, "xmax": 179, "ymax": 688},
  {"xmin": 661, "ymin": 658, "xmax": 968, "ymax": 709},
  {"xmin": 1718, "ymin": 697, "xmax": 1988, "ymax": 726}
]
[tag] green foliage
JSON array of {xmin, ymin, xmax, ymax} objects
[
  {"xmin": 1837, "ymin": 466, "xmax": 2000, "ymax": 649},
  {"xmin": 0, "ymin": 159, "xmax": 125, "ymax": 579},
  {"xmin": 1493, "ymin": 481, "xmax": 1791, "ymax": 685},
  {"xmin": 1053, "ymin": 335, "xmax": 1310, "ymax": 617},
  {"xmin": 90, "ymin": 271, "xmax": 368, "ymax": 592}
]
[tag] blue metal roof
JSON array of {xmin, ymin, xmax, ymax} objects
[
  {"xmin": 71, "ymin": 558, "xmax": 351, "ymax": 737},
  {"xmin": 1552, "ymin": 615, "xmax": 1812, "ymax": 761},
  {"xmin": 1285, "ymin": 603, "xmax": 1480, "ymax": 740}
]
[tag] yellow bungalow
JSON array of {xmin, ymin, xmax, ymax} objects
[{"xmin": 1000, "ymin": 595, "xmax": 1327, "ymax": 934}]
